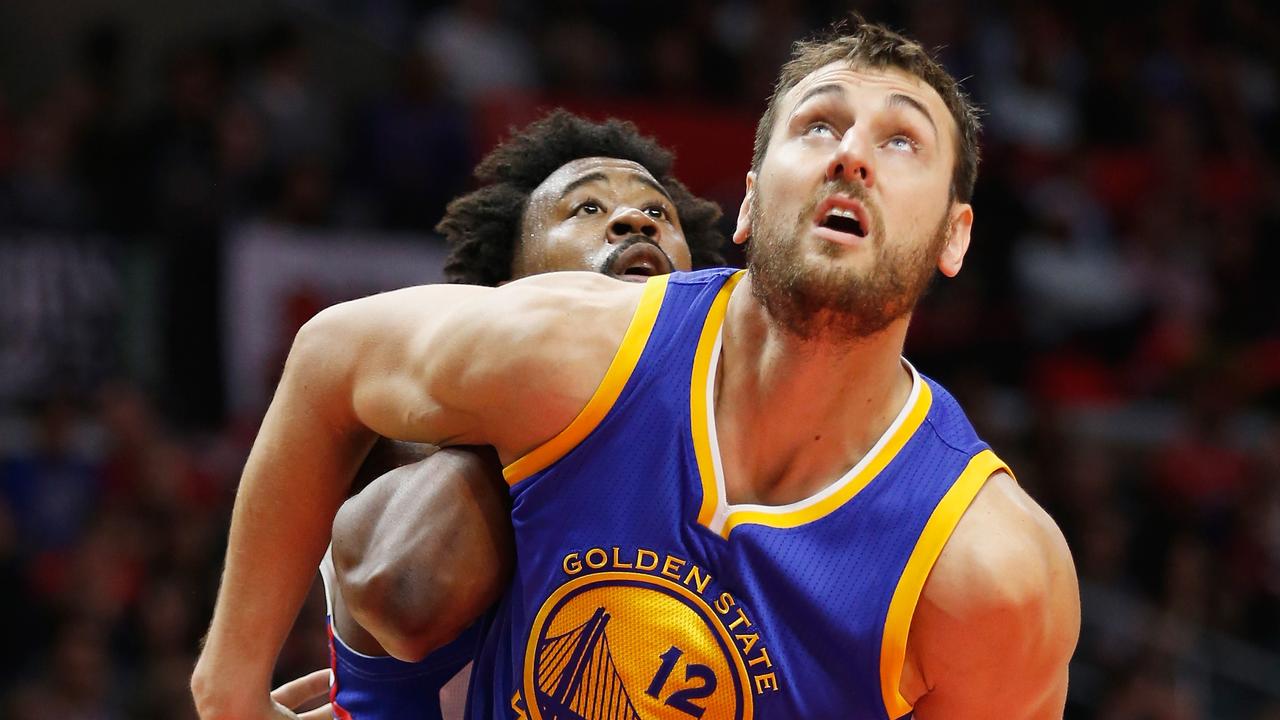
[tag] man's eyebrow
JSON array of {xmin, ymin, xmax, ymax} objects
[
  {"xmin": 558, "ymin": 172, "xmax": 608, "ymax": 202},
  {"xmin": 794, "ymin": 82, "xmax": 846, "ymax": 110},
  {"xmin": 886, "ymin": 92, "xmax": 938, "ymax": 137},
  {"xmin": 634, "ymin": 174, "xmax": 674, "ymax": 204}
]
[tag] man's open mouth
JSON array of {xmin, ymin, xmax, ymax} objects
[
  {"xmin": 814, "ymin": 195, "xmax": 870, "ymax": 240},
  {"xmin": 820, "ymin": 206, "xmax": 866, "ymax": 237},
  {"xmin": 608, "ymin": 239, "xmax": 674, "ymax": 281}
]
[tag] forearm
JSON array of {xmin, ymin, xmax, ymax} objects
[
  {"xmin": 193, "ymin": 324, "xmax": 377, "ymax": 716},
  {"xmin": 332, "ymin": 447, "xmax": 512, "ymax": 661}
]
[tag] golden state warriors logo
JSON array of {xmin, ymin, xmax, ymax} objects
[
  {"xmin": 523, "ymin": 571, "xmax": 752, "ymax": 720},
  {"xmin": 514, "ymin": 540, "xmax": 787, "ymax": 720}
]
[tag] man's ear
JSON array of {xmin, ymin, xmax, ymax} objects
[
  {"xmin": 732, "ymin": 172, "xmax": 757, "ymax": 246},
  {"xmin": 938, "ymin": 203, "xmax": 973, "ymax": 277}
]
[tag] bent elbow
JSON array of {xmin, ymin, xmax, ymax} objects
[{"xmin": 335, "ymin": 558, "xmax": 461, "ymax": 661}]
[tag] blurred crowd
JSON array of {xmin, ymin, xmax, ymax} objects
[{"xmin": 0, "ymin": 0, "xmax": 1278, "ymax": 718}]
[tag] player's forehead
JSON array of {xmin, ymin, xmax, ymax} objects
[
  {"xmin": 530, "ymin": 157, "xmax": 664, "ymax": 207},
  {"xmin": 780, "ymin": 61, "xmax": 954, "ymax": 137}
]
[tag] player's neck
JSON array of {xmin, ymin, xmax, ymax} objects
[
  {"xmin": 713, "ymin": 274, "xmax": 914, "ymax": 506},
  {"xmin": 723, "ymin": 273, "xmax": 912, "ymax": 392}
]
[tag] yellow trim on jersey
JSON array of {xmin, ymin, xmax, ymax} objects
[
  {"xmin": 691, "ymin": 271, "xmax": 746, "ymax": 528},
  {"xmin": 718, "ymin": 381, "xmax": 933, "ymax": 537},
  {"xmin": 879, "ymin": 448, "xmax": 1009, "ymax": 718},
  {"xmin": 503, "ymin": 275, "xmax": 670, "ymax": 485}
]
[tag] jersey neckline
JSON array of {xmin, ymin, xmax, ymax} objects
[{"xmin": 690, "ymin": 272, "xmax": 934, "ymax": 538}]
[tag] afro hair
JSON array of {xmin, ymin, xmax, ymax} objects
[{"xmin": 438, "ymin": 110, "xmax": 725, "ymax": 286}]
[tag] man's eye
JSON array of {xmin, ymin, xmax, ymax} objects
[
  {"xmin": 805, "ymin": 122, "xmax": 835, "ymax": 137},
  {"xmin": 576, "ymin": 202, "xmax": 602, "ymax": 215},
  {"xmin": 887, "ymin": 135, "xmax": 918, "ymax": 152},
  {"xmin": 644, "ymin": 206, "xmax": 666, "ymax": 219}
]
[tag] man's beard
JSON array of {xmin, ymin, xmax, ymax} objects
[{"xmin": 746, "ymin": 179, "xmax": 950, "ymax": 343}]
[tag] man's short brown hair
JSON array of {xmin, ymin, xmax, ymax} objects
[{"xmin": 752, "ymin": 17, "xmax": 982, "ymax": 202}]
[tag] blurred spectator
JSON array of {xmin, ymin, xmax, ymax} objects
[
  {"xmin": 1, "ymin": 399, "xmax": 99, "ymax": 559},
  {"xmin": 1094, "ymin": 657, "xmax": 1204, "ymax": 720},
  {"xmin": 349, "ymin": 53, "xmax": 472, "ymax": 231},
  {"xmin": 418, "ymin": 0, "xmax": 537, "ymax": 101},
  {"xmin": 215, "ymin": 98, "xmax": 270, "ymax": 222},
  {"xmin": 979, "ymin": 5, "xmax": 1083, "ymax": 153},
  {"xmin": 142, "ymin": 41, "xmax": 226, "ymax": 235},
  {"xmin": 1012, "ymin": 161, "xmax": 1141, "ymax": 347},
  {"xmin": 246, "ymin": 21, "xmax": 337, "ymax": 172},
  {"xmin": 4, "ymin": 617, "xmax": 115, "ymax": 719},
  {"xmin": 537, "ymin": 2, "xmax": 619, "ymax": 94},
  {"xmin": 1153, "ymin": 370, "xmax": 1251, "ymax": 529},
  {"xmin": 729, "ymin": 0, "xmax": 810, "ymax": 104},
  {"xmin": 5, "ymin": 85, "xmax": 92, "ymax": 231}
]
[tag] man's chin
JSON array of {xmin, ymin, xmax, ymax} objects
[
  {"xmin": 750, "ymin": 256, "xmax": 906, "ymax": 340},
  {"xmin": 793, "ymin": 243, "xmax": 876, "ymax": 287}
]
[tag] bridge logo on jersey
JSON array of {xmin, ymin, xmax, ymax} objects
[{"xmin": 519, "ymin": 569, "xmax": 756, "ymax": 720}]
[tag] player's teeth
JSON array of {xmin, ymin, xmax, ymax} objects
[{"xmin": 827, "ymin": 207, "xmax": 857, "ymax": 220}]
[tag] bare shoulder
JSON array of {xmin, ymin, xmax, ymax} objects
[
  {"xmin": 928, "ymin": 471, "xmax": 1076, "ymax": 617},
  {"xmin": 907, "ymin": 471, "xmax": 1080, "ymax": 719},
  {"xmin": 475, "ymin": 271, "xmax": 648, "ymax": 349},
  {"xmin": 429, "ymin": 272, "xmax": 653, "ymax": 460}
]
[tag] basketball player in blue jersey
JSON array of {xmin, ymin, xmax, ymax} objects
[
  {"xmin": 195, "ymin": 17, "xmax": 1080, "ymax": 720},
  {"xmin": 239, "ymin": 110, "xmax": 725, "ymax": 720}
]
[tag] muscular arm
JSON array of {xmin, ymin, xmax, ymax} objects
[
  {"xmin": 905, "ymin": 472, "xmax": 1080, "ymax": 719},
  {"xmin": 191, "ymin": 273, "xmax": 643, "ymax": 719},
  {"xmin": 331, "ymin": 446, "xmax": 512, "ymax": 662}
]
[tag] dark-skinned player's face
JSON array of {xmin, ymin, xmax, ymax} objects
[{"xmin": 515, "ymin": 157, "xmax": 694, "ymax": 281}]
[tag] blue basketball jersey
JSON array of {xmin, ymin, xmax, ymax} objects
[
  {"xmin": 466, "ymin": 268, "xmax": 1009, "ymax": 719},
  {"xmin": 320, "ymin": 549, "xmax": 477, "ymax": 719}
]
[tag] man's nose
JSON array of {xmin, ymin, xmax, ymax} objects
[
  {"xmin": 607, "ymin": 207, "xmax": 660, "ymax": 243},
  {"xmin": 826, "ymin": 129, "xmax": 876, "ymax": 188}
]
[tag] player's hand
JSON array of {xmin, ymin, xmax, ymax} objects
[{"xmin": 270, "ymin": 668, "xmax": 333, "ymax": 720}]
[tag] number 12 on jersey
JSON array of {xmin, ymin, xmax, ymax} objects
[{"xmin": 646, "ymin": 645, "xmax": 717, "ymax": 718}]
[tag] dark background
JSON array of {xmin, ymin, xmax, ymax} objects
[{"xmin": 0, "ymin": 0, "xmax": 1277, "ymax": 717}]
